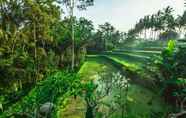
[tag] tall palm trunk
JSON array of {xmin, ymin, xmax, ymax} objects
[
  {"xmin": 33, "ymin": 21, "xmax": 38, "ymax": 83},
  {"xmin": 70, "ymin": 0, "xmax": 75, "ymax": 71},
  {"xmin": 150, "ymin": 28, "xmax": 153, "ymax": 40},
  {"xmin": 144, "ymin": 29, "xmax": 147, "ymax": 39}
]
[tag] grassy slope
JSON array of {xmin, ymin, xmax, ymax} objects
[
  {"xmin": 60, "ymin": 56, "xmax": 170, "ymax": 118},
  {"xmin": 79, "ymin": 57, "xmax": 118, "ymax": 80}
]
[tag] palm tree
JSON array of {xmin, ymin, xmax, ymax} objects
[
  {"xmin": 99, "ymin": 22, "xmax": 115, "ymax": 51},
  {"xmin": 143, "ymin": 16, "xmax": 148, "ymax": 39},
  {"xmin": 162, "ymin": 6, "xmax": 174, "ymax": 31},
  {"xmin": 129, "ymin": 6, "xmax": 178, "ymax": 41},
  {"xmin": 175, "ymin": 15, "xmax": 183, "ymax": 35},
  {"xmin": 181, "ymin": 11, "xmax": 186, "ymax": 34},
  {"xmin": 152, "ymin": 10, "xmax": 164, "ymax": 40},
  {"xmin": 61, "ymin": 0, "xmax": 94, "ymax": 71}
]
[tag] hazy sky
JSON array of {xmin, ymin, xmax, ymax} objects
[{"xmin": 74, "ymin": 0, "xmax": 185, "ymax": 32}]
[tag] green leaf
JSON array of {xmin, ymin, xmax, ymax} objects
[{"xmin": 167, "ymin": 39, "xmax": 176, "ymax": 54}]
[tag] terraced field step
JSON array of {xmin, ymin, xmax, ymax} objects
[
  {"xmin": 114, "ymin": 50, "xmax": 161, "ymax": 53},
  {"xmin": 104, "ymin": 52, "xmax": 151, "ymax": 59},
  {"xmin": 87, "ymin": 54, "xmax": 146, "ymax": 72},
  {"xmin": 111, "ymin": 50, "xmax": 161, "ymax": 57},
  {"xmin": 103, "ymin": 51, "xmax": 151, "ymax": 67},
  {"xmin": 88, "ymin": 51, "xmax": 151, "ymax": 71},
  {"xmin": 119, "ymin": 41, "xmax": 186, "ymax": 52},
  {"xmin": 117, "ymin": 47, "xmax": 165, "ymax": 51}
]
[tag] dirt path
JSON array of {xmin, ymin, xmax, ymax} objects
[{"xmin": 59, "ymin": 97, "xmax": 86, "ymax": 118}]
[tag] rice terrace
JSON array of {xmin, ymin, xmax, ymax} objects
[{"xmin": 0, "ymin": 0, "xmax": 186, "ymax": 118}]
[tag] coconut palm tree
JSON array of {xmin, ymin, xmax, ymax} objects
[{"xmin": 61, "ymin": 0, "xmax": 94, "ymax": 70}]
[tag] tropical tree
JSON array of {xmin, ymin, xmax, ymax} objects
[
  {"xmin": 128, "ymin": 6, "xmax": 178, "ymax": 40},
  {"xmin": 0, "ymin": 0, "xmax": 61, "ymax": 95},
  {"xmin": 75, "ymin": 17, "xmax": 94, "ymax": 45},
  {"xmin": 98, "ymin": 22, "xmax": 116, "ymax": 50},
  {"xmin": 183, "ymin": 10, "xmax": 186, "ymax": 31},
  {"xmin": 61, "ymin": 0, "xmax": 94, "ymax": 70}
]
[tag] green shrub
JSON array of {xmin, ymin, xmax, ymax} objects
[
  {"xmin": 1, "ymin": 71, "xmax": 81, "ymax": 117},
  {"xmin": 152, "ymin": 40, "xmax": 186, "ymax": 110}
]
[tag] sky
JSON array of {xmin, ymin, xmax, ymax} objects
[{"xmin": 73, "ymin": 0, "xmax": 185, "ymax": 32}]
